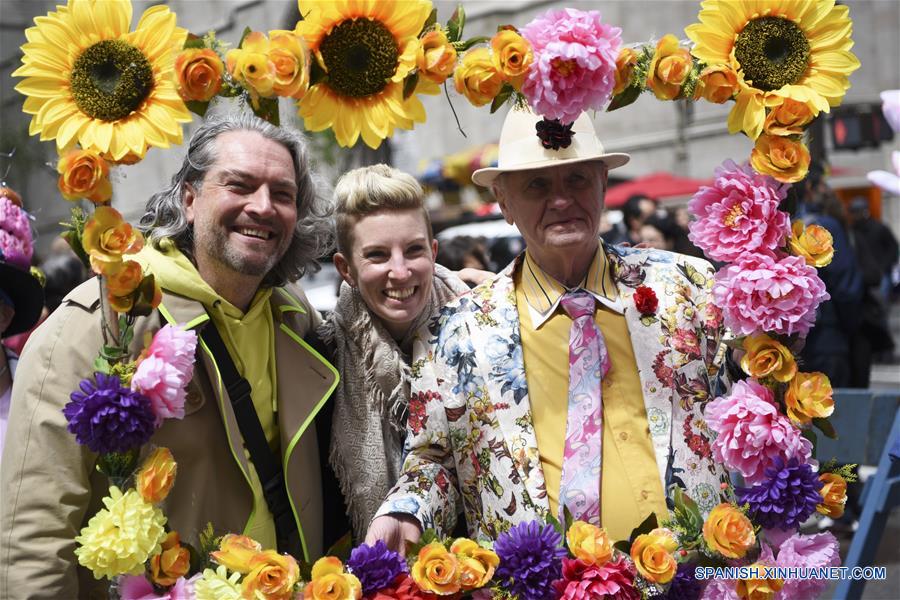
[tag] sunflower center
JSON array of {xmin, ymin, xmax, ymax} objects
[
  {"xmin": 70, "ymin": 40, "xmax": 153, "ymax": 121},
  {"xmin": 734, "ymin": 16, "xmax": 810, "ymax": 91},
  {"xmin": 319, "ymin": 18, "xmax": 399, "ymax": 98}
]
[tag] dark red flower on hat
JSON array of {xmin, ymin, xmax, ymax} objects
[
  {"xmin": 535, "ymin": 118, "xmax": 574, "ymax": 150},
  {"xmin": 633, "ymin": 285, "xmax": 658, "ymax": 315}
]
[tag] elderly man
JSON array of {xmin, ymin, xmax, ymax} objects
[
  {"xmin": 368, "ymin": 109, "xmax": 728, "ymax": 549},
  {"xmin": 1, "ymin": 113, "xmax": 340, "ymax": 598}
]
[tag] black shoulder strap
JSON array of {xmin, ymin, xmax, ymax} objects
[{"xmin": 199, "ymin": 319, "xmax": 298, "ymax": 553}]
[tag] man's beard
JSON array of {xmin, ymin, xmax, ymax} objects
[{"xmin": 195, "ymin": 222, "xmax": 284, "ymax": 278}]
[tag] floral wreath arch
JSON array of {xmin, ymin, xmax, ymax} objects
[{"xmin": 10, "ymin": 0, "xmax": 864, "ymax": 598}]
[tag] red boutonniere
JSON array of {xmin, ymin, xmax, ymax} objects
[{"xmin": 633, "ymin": 285, "xmax": 658, "ymax": 315}]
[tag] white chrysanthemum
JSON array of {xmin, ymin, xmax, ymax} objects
[{"xmin": 195, "ymin": 565, "xmax": 242, "ymax": 600}]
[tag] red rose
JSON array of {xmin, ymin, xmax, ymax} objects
[{"xmin": 633, "ymin": 285, "xmax": 659, "ymax": 315}]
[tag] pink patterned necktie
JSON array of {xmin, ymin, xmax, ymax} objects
[{"xmin": 558, "ymin": 290, "xmax": 610, "ymax": 526}]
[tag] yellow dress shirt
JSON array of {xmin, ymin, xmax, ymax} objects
[{"xmin": 517, "ymin": 248, "xmax": 668, "ymax": 541}]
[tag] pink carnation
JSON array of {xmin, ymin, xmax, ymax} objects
[
  {"xmin": 0, "ymin": 196, "xmax": 34, "ymax": 269},
  {"xmin": 131, "ymin": 324, "xmax": 197, "ymax": 426},
  {"xmin": 704, "ymin": 380, "xmax": 813, "ymax": 485},
  {"xmin": 520, "ymin": 8, "xmax": 621, "ymax": 124},
  {"xmin": 688, "ymin": 160, "xmax": 791, "ymax": 262},
  {"xmin": 119, "ymin": 574, "xmax": 198, "ymax": 599},
  {"xmin": 553, "ymin": 557, "xmax": 639, "ymax": 600},
  {"xmin": 774, "ymin": 532, "xmax": 841, "ymax": 600},
  {"xmin": 712, "ymin": 252, "xmax": 829, "ymax": 337}
]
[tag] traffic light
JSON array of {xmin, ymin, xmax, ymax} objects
[{"xmin": 830, "ymin": 103, "xmax": 894, "ymax": 151}]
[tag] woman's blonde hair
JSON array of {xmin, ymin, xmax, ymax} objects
[{"xmin": 333, "ymin": 164, "xmax": 432, "ymax": 254}]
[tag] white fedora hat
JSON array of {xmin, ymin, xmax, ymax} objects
[{"xmin": 472, "ymin": 108, "xmax": 630, "ymax": 187}]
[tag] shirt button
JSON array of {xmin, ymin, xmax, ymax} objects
[
  {"xmin": 641, "ymin": 490, "xmax": 650, "ymax": 500},
  {"xmin": 619, "ymin": 431, "xmax": 629, "ymax": 441}
]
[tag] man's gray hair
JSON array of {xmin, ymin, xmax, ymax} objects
[{"xmin": 139, "ymin": 112, "xmax": 333, "ymax": 287}]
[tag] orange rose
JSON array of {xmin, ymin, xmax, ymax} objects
[
  {"xmin": 566, "ymin": 521, "xmax": 612, "ymax": 566},
  {"xmin": 226, "ymin": 31, "xmax": 275, "ymax": 105},
  {"xmin": 764, "ymin": 97, "xmax": 816, "ymax": 137},
  {"xmin": 647, "ymin": 34, "xmax": 693, "ymax": 101},
  {"xmin": 817, "ymin": 472, "xmax": 848, "ymax": 518},
  {"xmin": 789, "ymin": 220, "xmax": 834, "ymax": 267},
  {"xmin": 740, "ymin": 334, "xmax": 797, "ymax": 383},
  {"xmin": 303, "ymin": 556, "xmax": 361, "ymax": 600},
  {"xmin": 243, "ymin": 550, "xmax": 302, "ymax": 600},
  {"xmin": 105, "ymin": 260, "xmax": 146, "ymax": 314},
  {"xmin": 695, "ymin": 64, "xmax": 739, "ymax": 104},
  {"xmin": 450, "ymin": 538, "xmax": 499, "ymax": 590},
  {"xmin": 268, "ymin": 30, "xmax": 310, "ymax": 99},
  {"xmin": 735, "ymin": 564, "xmax": 784, "ymax": 600},
  {"xmin": 57, "ymin": 149, "xmax": 112, "ymax": 204},
  {"xmin": 82, "ymin": 206, "xmax": 144, "ymax": 274},
  {"xmin": 411, "ymin": 541, "xmax": 461, "ymax": 595},
  {"xmin": 150, "ymin": 531, "xmax": 190, "ymax": 587},
  {"xmin": 630, "ymin": 528, "xmax": 678, "ymax": 584},
  {"xmin": 491, "ymin": 29, "xmax": 533, "ymax": 90},
  {"xmin": 174, "ymin": 48, "xmax": 224, "ymax": 102},
  {"xmin": 135, "ymin": 447, "xmax": 177, "ymax": 504},
  {"xmin": 785, "ymin": 371, "xmax": 834, "ymax": 425},
  {"xmin": 417, "ymin": 29, "xmax": 457, "ymax": 84},
  {"xmin": 454, "ymin": 48, "xmax": 504, "ymax": 107},
  {"xmin": 211, "ymin": 533, "xmax": 263, "ymax": 574},
  {"xmin": 613, "ymin": 47, "xmax": 639, "ymax": 96},
  {"xmin": 750, "ymin": 134, "xmax": 810, "ymax": 183},
  {"xmin": 703, "ymin": 503, "xmax": 756, "ymax": 559}
]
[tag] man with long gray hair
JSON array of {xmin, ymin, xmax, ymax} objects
[{"xmin": 1, "ymin": 113, "xmax": 344, "ymax": 598}]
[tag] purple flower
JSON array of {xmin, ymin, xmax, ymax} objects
[
  {"xmin": 661, "ymin": 563, "xmax": 704, "ymax": 600},
  {"xmin": 737, "ymin": 457, "xmax": 823, "ymax": 530},
  {"xmin": 493, "ymin": 521, "xmax": 567, "ymax": 600},
  {"xmin": 63, "ymin": 372, "xmax": 156, "ymax": 454},
  {"xmin": 346, "ymin": 540, "xmax": 407, "ymax": 596}
]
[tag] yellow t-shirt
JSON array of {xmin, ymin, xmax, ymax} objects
[{"xmin": 517, "ymin": 248, "xmax": 667, "ymax": 541}]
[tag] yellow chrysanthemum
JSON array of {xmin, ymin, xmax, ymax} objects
[
  {"xmin": 74, "ymin": 486, "xmax": 167, "ymax": 579},
  {"xmin": 295, "ymin": 0, "xmax": 434, "ymax": 149},
  {"xmin": 686, "ymin": 0, "xmax": 860, "ymax": 140},
  {"xmin": 195, "ymin": 565, "xmax": 243, "ymax": 600},
  {"xmin": 13, "ymin": 0, "xmax": 192, "ymax": 163}
]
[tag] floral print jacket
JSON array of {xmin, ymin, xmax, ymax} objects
[{"xmin": 375, "ymin": 246, "xmax": 729, "ymax": 540}]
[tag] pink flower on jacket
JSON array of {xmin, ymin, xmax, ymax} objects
[
  {"xmin": 553, "ymin": 556, "xmax": 639, "ymax": 600},
  {"xmin": 131, "ymin": 324, "xmax": 198, "ymax": 426},
  {"xmin": 774, "ymin": 532, "xmax": 841, "ymax": 600},
  {"xmin": 704, "ymin": 380, "xmax": 812, "ymax": 485},
  {"xmin": 119, "ymin": 573, "xmax": 199, "ymax": 599},
  {"xmin": 519, "ymin": 8, "xmax": 621, "ymax": 124},
  {"xmin": 688, "ymin": 160, "xmax": 791, "ymax": 262},
  {"xmin": 712, "ymin": 252, "xmax": 829, "ymax": 337}
]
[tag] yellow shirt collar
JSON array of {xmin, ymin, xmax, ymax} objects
[{"xmin": 520, "ymin": 244, "xmax": 622, "ymax": 329}]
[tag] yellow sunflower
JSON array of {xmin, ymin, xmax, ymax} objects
[
  {"xmin": 13, "ymin": 0, "xmax": 192, "ymax": 163},
  {"xmin": 295, "ymin": 0, "xmax": 434, "ymax": 149},
  {"xmin": 686, "ymin": 0, "xmax": 860, "ymax": 140}
]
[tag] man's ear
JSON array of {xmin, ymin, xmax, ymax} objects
[
  {"xmin": 183, "ymin": 183, "xmax": 196, "ymax": 224},
  {"xmin": 333, "ymin": 252, "xmax": 355, "ymax": 287}
]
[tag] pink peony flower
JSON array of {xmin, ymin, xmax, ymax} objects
[
  {"xmin": 519, "ymin": 8, "xmax": 621, "ymax": 124},
  {"xmin": 700, "ymin": 578, "xmax": 739, "ymax": 600},
  {"xmin": 119, "ymin": 574, "xmax": 198, "ymax": 599},
  {"xmin": 712, "ymin": 252, "xmax": 829, "ymax": 337},
  {"xmin": 0, "ymin": 196, "xmax": 34, "ymax": 269},
  {"xmin": 688, "ymin": 160, "xmax": 791, "ymax": 262},
  {"xmin": 131, "ymin": 324, "xmax": 198, "ymax": 426},
  {"xmin": 704, "ymin": 380, "xmax": 813, "ymax": 485},
  {"xmin": 774, "ymin": 532, "xmax": 841, "ymax": 600},
  {"xmin": 553, "ymin": 557, "xmax": 639, "ymax": 599}
]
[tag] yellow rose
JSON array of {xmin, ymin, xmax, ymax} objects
[
  {"xmin": 105, "ymin": 260, "xmax": 145, "ymax": 313},
  {"xmin": 82, "ymin": 206, "xmax": 144, "ymax": 273},
  {"xmin": 703, "ymin": 503, "xmax": 756, "ymax": 559},
  {"xmin": 763, "ymin": 97, "xmax": 816, "ymax": 137},
  {"xmin": 303, "ymin": 556, "xmax": 361, "ymax": 600},
  {"xmin": 136, "ymin": 447, "xmax": 177, "ymax": 504},
  {"xmin": 647, "ymin": 34, "xmax": 693, "ymax": 101},
  {"xmin": 417, "ymin": 29, "xmax": 457, "ymax": 84},
  {"xmin": 450, "ymin": 538, "xmax": 499, "ymax": 590},
  {"xmin": 740, "ymin": 334, "xmax": 797, "ymax": 383},
  {"xmin": 57, "ymin": 149, "xmax": 112, "ymax": 204},
  {"xmin": 243, "ymin": 550, "xmax": 301, "ymax": 600},
  {"xmin": 454, "ymin": 48, "xmax": 505, "ymax": 107},
  {"xmin": 175, "ymin": 48, "xmax": 224, "ymax": 102},
  {"xmin": 268, "ymin": 30, "xmax": 310, "ymax": 99},
  {"xmin": 789, "ymin": 220, "xmax": 834, "ymax": 267},
  {"xmin": 211, "ymin": 534, "xmax": 263, "ymax": 574},
  {"xmin": 695, "ymin": 64, "xmax": 739, "ymax": 104},
  {"xmin": 750, "ymin": 134, "xmax": 810, "ymax": 183},
  {"xmin": 613, "ymin": 47, "xmax": 639, "ymax": 96},
  {"xmin": 566, "ymin": 521, "xmax": 612, "ymax": 566},
  {"xmin": 785, "ymin": 371, "xmax": 834, "ymax": 425},
  {"xmin": 150, "ymin": 531, "xmax": 191, "ymax": 587},
  {"xmin": 491, "ymin": 29, "xmax": 533, "ymax": 90},
  {"xmin": 735, "ymin": 564, "xmax": 784, "ymax": 600},
  {"xmin": 817, "ymin": 472, "xmax": 848, "ymax": 518},
  {"xmin": 630, "ymin": 528, "xmax": 678, "ymax": 584},
  {"xmin": 411, "ymin": 541, "xmax": 461, "ymax": 595},
  {"xmin": 226, "ymin": 31, "xmax": 275, "ymax": 102}
]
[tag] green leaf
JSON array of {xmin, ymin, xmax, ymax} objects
[
  {"xmin": 406, "ymin": 528, "xmax": 439, "ymax": 561},
  {"xmin": 813, "ymin": 417, "xmax": 837, "ymax": 440},
  {"xmin": 185, "ymin": 100, "xmax": 211, "ymax": 117},
  {"xmin": 96, "ymin": 448, "xmax": 139, "ymax": 480},
  {"xmin": 403, "ymin": 71, "xmax": 419, "ymax": 100},
  {"xmin": 458, "ymin": 36, "xmax": 491, "ymax": 52},
  {"xmin": 254, "ymin": 96, "xmax": 280, "ymax": 126},
  {"xmin": 309, "ymin": 59, "xmax": 328, "ymax": 87},
  {"xmin": 325, "ymin": 531, "xmax": 353, "ymax": 562},
  {"xmin": 546, "ymin": 514, "xmax": 565, "ymax": 539},
  {"xmin": 129, "ymin": 274, "xmax": 160, "ymax": 318},
  {"xmin": 422, "ymin": 8, "xmax": 438, "ymax": 33},
  {"xmin": 801, "ymin": 427, "xmax": 819, "ymax": 457},
  {"xmin": 237, "ymin": 26, "xmax": 253, "ymax": 49},
  {"xmin": 628, "ymin": 512, "xmax": 659, "ymax": 542},
  {"xmin": 607, "ymin": 85, "xmax": 641, "ymax": 112},
  {"xmin": 613, "ymin": 539, "xmax": 631, "ymax": 553},
  {"xmin": 183, "ymin": 34, "xmax": 206, "ymax": 50},
  {"xmin": 640, "ymin": 315, "xmax": 659, "ymax": 327},
  {"xmin": 92, "ymin": 356, "xmax": 112, "ymax": 374},
  {"xmin": 446, "ymin": 6, "xmax": 465, "ymax": 42},
  {"xmin": 562, "ymin": 505, "xmax": 575, "ymax": 532},
  {"xmin": 118, "ymin": 316, "xmax": 134, "ymax": 349},
  {"xmin": 490, "ymin": 83, "xmax": 514, "ymax": 114}
]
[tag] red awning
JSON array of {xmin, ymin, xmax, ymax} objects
[{"xmin": 605, "ymin": 172, "xmax": 714, "ymax": 208}]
